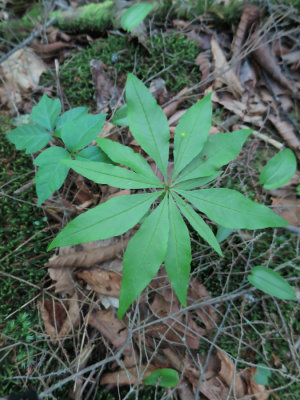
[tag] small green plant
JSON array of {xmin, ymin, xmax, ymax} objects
[
  {"xmin": 7, "ymin": 75, "xmax": 290, "ymax": 319},
  {"xmin": 259, "ymin": 148, "xmax": 297, "ymax": 190},
  {"xmin": 7, "ymin": 96, "xmax": 108, "ymax": 205},
  {"xmin": 248, "ymin": 266, "xmax": 296, "ymax": 300},
  {"xmin": 43, "ymin": 74, "xmax": 288, "ymax": 318},
  {"xmin": 121, "ymin": 2, "xmax": 154, "ymax": 32}
]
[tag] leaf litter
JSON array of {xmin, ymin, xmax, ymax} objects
[{"xmin": 2, "ymin": 1, "xmax": 300, "ymax": 398}]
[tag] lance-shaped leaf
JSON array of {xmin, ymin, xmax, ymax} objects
[
  {"xmin": 34, "ymin": 147, "xmax": 71, "ymax": 206},
  {"xmin": 172, "ymin": 94, "xmax": 212, "ymax": 180},
  {"xmin": 7, "ymin": 125, "xmax": 51, "ymax": 154},
  {"xmin": 74, "ymin": 146, "xmax": 112, "ymax": 163},
  {"xmin": 111, "ymin": 104, "xmax": 128, "ymax": 126},
  {"xmin": 30, "ymin": 94, "xmax": 61, "ymax": 131},
  {"xmin": 48, "ymin": 192, "xmax": 160, "ymax": 250},
  {"xmin": 118, "ymin": 195, "xmax": 169, "ymax": 318},
  {"xmin": 259, "ymin": 149, "xmax": 297, "ymax": 190},
  {"xmin": 248, "ymin": 266, "xmax": 296, "ymax": 300},
  {"xmin": 173, "ymin": 171, "xmax": 222, "ymax": 191},
  {"xmin": 126, "ymin": 74, "xmax": 170, "ymax": 180},
  {"xmin": 176, "ymin": 129, "xmax": 252, "ymax": 183},
  {"xmin": 55, "ymin": 107, "xmax": 88, "ymax": 138},
  {"xmin": 96, "ymin": 137, "xmax": 162, "ymax": 184},
  {"xmin": 61, "ymin": 113, "xmax": 106, "ymax": 152},
  {"xmin": 178, "ymin": 188, "xmax": 289, "ymax": 229},
  {"xmin": 172, "ymin": 193, "xmax": 222, "ymax": 256},
  {"xmin": 121, "ymin": 2, "xmax": 153, "ymax": 32},
  {"xmin": 164, "ymin": 196, "xmax": 191, "ymax": 306},
  {"xmin": 63, "ymin": 160, "xmax": 164, "ymax": 189}
]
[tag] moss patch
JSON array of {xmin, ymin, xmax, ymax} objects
[{"xmin": 41, "ymin": 33, "xmax": 201, "ymax": 108}]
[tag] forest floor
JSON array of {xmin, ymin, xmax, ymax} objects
[{"xmin": 0, "ymin": 1, "xmax": 299, "ymax": 399}]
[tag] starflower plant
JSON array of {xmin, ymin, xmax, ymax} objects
[{"xmin": 45, "ymin": 74, "xmax": 288, "ymax": 318}]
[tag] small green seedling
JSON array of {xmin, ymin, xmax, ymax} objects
[
  {"xmin": 46, "ymin": 74, "xmax": 288, "ymax": 318},
  {"xmin": 259, "ymin": 148, "xmax": 297, "ymax": 190},
  {"xmin": 7, "ymin": 95, "xmax": 108, "ymax": 205},
  {"xmin": 248, "ymin": 266, "xmax": 296, "ymax": 300},
  {"xmin": 143, "ymin": 368, "xmax": 179, "ymax": 387}
]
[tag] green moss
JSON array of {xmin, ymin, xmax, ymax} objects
[
  {"xmin": 53, "ymin": 1, "xmax": 114, "ymax": 33},
  {"xmin": 40, "ymin": 33, "xmax": 201, "ymax": 108}
]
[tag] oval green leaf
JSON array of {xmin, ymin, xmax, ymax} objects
[
  {"xmin": 259, "ymin": 149, "xmax": 297, "ymax": 190},
  {"xmin": 143, "ymin": 368, "xmax": 179, "ymax": 387},
  {"xmin": 111, "ymin": 104, "xmax": 128, "ymax": 126},
  {"xmin": 248, "ymin": 266, "xmax": 296, "ymax": 300},
  {"xmin": 30, "ymin": 94, "xmax": 61, "ymax": 131},
  {"xmin": 121, "ymin": 3, "xmax": 153, "ymax": 32}
]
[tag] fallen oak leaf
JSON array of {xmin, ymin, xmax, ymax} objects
[
  {"xmin": 241, "ymin": 367, "xmax": 269, "ymax": 400},
  {"xmin": 211, "ymin": 37, "xmax": 244, "ymax": 98},
  {"xmin": 216, "ymin": 349, "xmax": 246, "ymax": 398},
  {"xmin": 38, "ymin": 292, "xmax": 80, "ymax": 344},
  {"xmin": 77, "ymin": 268, "xmax": 121, "ymax": 297},
  {"xmin": 46, "ymin": 238, "xmax": 129, "ymax": 268},
  {"xmin": 268, "ymin": 115, "xmax": 300, "ymax": 161}
]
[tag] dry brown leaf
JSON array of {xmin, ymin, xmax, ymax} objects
[
  {"xmin": 48, "ymin": 266, "xmax": 75, "ymax": 295},
  {"xmin": 271, "ymin": 197, "xmax": 300, "ymax": 226},
  {"xmin": 200, "ymin": 376, "xmax": 230, "ymax": 400},
  {"xmin": 211, "ymin": 37, "xmax": 244, "ymax": 98},
  {"xmin": 106, "ymin": 189, "xmax": 131, "ymax": 201},
  {"xmin": 217, "ymin": 349, "xmax": 246, "ymax": 398},
  {"xmin": 211, "ymin": 91, "xmax": 266, "ymax": 126},
  {"xmin": 241, "ymin": 367, "xmax": 269, "ymax": 400},
  {"xmin": 77, "ymin": 268, "xmax": 122, "ymax": 297},
  {"xmin": 187, "ymin": 279, "xmax": 218, "ymax": 331},
  {"xmin": 38, "ymin": 292, "xmax": 80, "ymax": 344},
  {"xmin": 268, "ymin": 115, "xmax": 300, "ymax": 160},
  {"xmin": 74, "ymin": 174, "xmax": 94, "ymax": 204},
  {"xmin": 147, "ymin": 294, "xmax": 201, "ymax": 349},
  {"xmin": 163, "ymin": 87, "xmax": 188, "ymax": 118},
  {"xmin": 88, "ymin": 309, "xmax": 128, "ymax": 348},
  {"xmin": 231, "ymin": 6, "xmax": 260, "ymax": 75},
  {"xmin": 90, "ymin": 59, "xmax": 120, "ymax": 113},
  {"xmin": 168, "ymin": 109, "xmax": 186, "ymax": 126},
  {"xmin": 100, "ymin": 364, "xmax": 156, "ymax": 386},
  {"xmin": 196, "ymin": 50, "xmax": 212, "ymax": 90},
  {"xmin": 251, "ymin": 32, "xmax": 299, "ymax": 98},
  {"xmin": 46, "ymin": 238, "xmax": 129, "ymax": 269},
  {"xmin": 0, "ymin": 48, "xmax": 46, "ymax": 105}
]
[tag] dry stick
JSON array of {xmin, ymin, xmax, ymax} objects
[{"xmin": 0, "ymin": 17, "xmax": 57, "ymax": 64}]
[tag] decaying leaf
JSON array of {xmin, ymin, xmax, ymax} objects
[
  {"xmin": 211, "ymin": 91, "xmax": 266, "ymax": 126},
  {"xmin": 46, "ymin": 238, "xmax": 129, "ymax": 269},
  {"xmin": 88, "ymin": 309, "xmax": 128, "ymax": 348},
  {"xmin": 0, "ymin": 48, "xmax": 46, "ymax": 106},
  {"xmin": 100, "ymin": 364, "xmax": 157, "ymax": 386},
  {"xmin": 90, "ymin": 59, "xmax": 121, "ymax": 113},
  {"xmin": 268, "ymin": 115, "xmax": 300, "ymax": 161},
  {"xmin": 271, "ymin": 197, "xmax": 300, "ymax": 226},
  {"xmin": 231, "ymin": 5, "xmax": 260, "ymax": 75},
  {"xmin": 217, "ymin": 349, "xmax": 246, "ymax": 398},
  {"xmin": 211, "ymin": 37, "xmax": 244, "ymax": 98},
  {"xmin": 241, "ymin": 367, "xmax": 269, "ymax": 400},
  {"xmin": 163, "ymin": 87, "xmax": 188, "ymax": 118},
  {"xmin": 77, "ymin": 268, "xmax": 122, "ymax": 297},
  {"xmin": 196, "ymin": 51, "xmax": 212, "ymax": 90},
  {"xmin": 38, "ymin": 292, "xmax": 80, "ymax": 344},
  {"xmin": 251, "ymin": 32, "xmax": 299, "ymax": 98}
]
